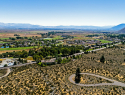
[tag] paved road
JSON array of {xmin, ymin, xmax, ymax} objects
[
  {"xmin": 69, "ymin": 73, "xmax": 125, "ymax": 87},
  {"xmin": 0, "ymin": 42, "xmax": 121, "ymax": 70},
  {"xmin": 0, "ymin": 62, "xmax": 36, "ymax": 70},
  {"xmin": 0, "ymin": 68, "xmax": 10, "ymax": 79}
]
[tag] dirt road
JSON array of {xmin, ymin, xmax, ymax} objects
[{"xmin": 69, "ymin": 73, "xmax": 125, "ymax": 87}]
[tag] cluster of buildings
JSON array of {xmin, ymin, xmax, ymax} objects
[
  {"xmin": 0, "ymin": 40, "xmax": 61, "ymax": 48},
  {"xmin": 66, "ymin": 40, "xmax": 101, "ymax": 45}
]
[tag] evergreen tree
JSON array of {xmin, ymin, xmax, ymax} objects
[
  {"xmin": 14, "ymin": 61, "xmax": 17, "ymax": 65},
  {"xmin": 75, "ymin": 68, "xmax": 81, "ymax": 83},
  {"xmin": 100, "ymin": 55, "xmax": 105, "ymax": 63}
]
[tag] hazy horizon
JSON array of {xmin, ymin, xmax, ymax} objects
[{"xmin": 0, "ymin": 22, "xmax": 115, "ymax": 27}]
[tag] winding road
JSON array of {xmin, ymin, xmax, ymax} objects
[
  {"xmin": 0, "ymin": 42, "xmax": 121, "ymax": 80},
  {"xmin": 69, "ymin": 73, "xmax": 125, "ymax": 87}
]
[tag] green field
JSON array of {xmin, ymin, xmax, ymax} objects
[
  {"xmin": 0, "ymin": 46, "xmax": 42, "ymax": 51},
  {"xmin": 0, "ymin": 38, "xmax": 9, "ymax": 39},
  {"xmin": 0, "ymin": 41, "xmax": 8, "ymax": 43},
  {"xmin": 44, "ymin": 36, "xmax": 63, "ymax": 40},
  {"xmin": 44, "ymin": 38, "xmax": 53, "ymax": 40},
  {"xmin": 99, "ymin": 39, "xmax": 112, "ymax": 43},
  {"xmin": 53, "ymin": 36, "xmax": 63, "ymax": 40},
  {"xmin": 86, "ymin": 48, "xmax": 93, "ymax": 51},
  {"xmin": 74, "ymin": 37, "xmax": 94, "ymax": 40}
]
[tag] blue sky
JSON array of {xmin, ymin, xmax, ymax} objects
[{"xmin": 0, "ymin": 0, "xmax": 125, "ymax": 26}]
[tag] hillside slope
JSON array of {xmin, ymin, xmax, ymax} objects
[
  {"xmin": 118, "ymin": 27, "xmax": 125, "ymax": 33},
  {"xmin": 111, "ymin": 24, "xmax": 125, "ymax": 30}
]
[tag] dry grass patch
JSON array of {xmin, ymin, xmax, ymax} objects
[
  {"xmin": 0, "ymin": 33, "xmax": 41, "ymax": 38},
  {"xmin": 0, "ymin": 69, "xmax": 7, "ymax": 77},
  {"xmin": 1, "ymin": 45, "xmax": 125, "ymax": 94},
  {"xmin": 122, "ymin": 63, "xmax": 125, "ymax": 65},
  {"xmin": 0, "ymin": 49, "xmax": 29, "ymax": 54}
]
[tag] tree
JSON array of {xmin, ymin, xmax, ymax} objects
[
  {"xmin": 24, "ymin": 59, "xmax": 27, "ymax": 63},
  {"xmin": 18, "ymin": 57, "xmax": 21, "ymax": 61},
  {"xmin": 14, "ymin": 62, "xmax": 17, "ymax": 65},
  {"xmin": 75, "ymin": 68, "xmax": 81, "ymax": 83},
  {"xmin": 57, "ymin": 57, "xmax": 62, "ymax": 64},
  {"xmin": 61, "ymin": 48, "xmax": 70, "ymax": 56},
  {"xmin": 4, "ymin": 64, "xmax": 8, "ymax": 67},
  {"xmin": 73, "ymin": 55, "xmax": 76, "ymax": 59},
  {"xmin": 100, "ymin": 55, "xmax": 105, "ymax": 63}
]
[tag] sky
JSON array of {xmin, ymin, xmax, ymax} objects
[{"xmin": 0, "ymin": 0, "xmax": 125, "ymax": 26}]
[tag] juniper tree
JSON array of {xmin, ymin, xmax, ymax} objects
[
  {"xmin": 100, "ymin": 55, "xmax": 105, "ymax": 63},
  {"xmin": 75, "ymin": 68, "xmax": 81, "ymax": 83}
]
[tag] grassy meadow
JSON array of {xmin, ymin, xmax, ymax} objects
[{"xmin": 99, "ymin": 39, "xmax": 112, "ymax": 43}]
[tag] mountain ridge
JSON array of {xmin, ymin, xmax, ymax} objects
[
  {"xmin": 0, "ymin": 22, "xmax": 113, "ymax": 30},
  {"xmin": 111, "ymin": 23, "xmax": 125, "ymax": 30}
]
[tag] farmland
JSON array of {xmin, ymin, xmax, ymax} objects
[
  {"xmin": 0, "ymin": 38, "xmax": 9, "ymax": 40},
  {"xmin": 0, "ymin": 41, "xmax": 7, "ymax": 44},
  {"xmin": 99, "ymin": 39, "xmax": 112, "ymax": 43},
  {"xmin": 44, "ymin": 36, "xmax": 63, "ymax": 40},
  {"xmin": 0, "ymin": 32, "xmax": 42, "ymax": 38}
]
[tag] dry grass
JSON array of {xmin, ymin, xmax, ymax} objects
[
  {"xmin": 0, "ymin": 69, "xmax": 7, "ymax": 77},
  {"xmin": 0, "ymin": 33, "xmax": 41, "ymax": 38},
  {"xmin": 0, "ymin": 49, "xmax": 29, "ymax": 54},
  {"xmin": 0, "ymin": 45, "xmax": 125, "ymax": 94}
]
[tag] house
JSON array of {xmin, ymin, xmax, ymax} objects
[{"xmin": 41, "ymin": 58, "xmax": 56, "ymax": 65}]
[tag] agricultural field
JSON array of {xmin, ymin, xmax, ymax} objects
[
  {"xmin": 44, "ymin": 36, "xmax": 63, "ymax": 40},
  {"xmin": 0, "ymin": 46, "xmax": 42, "ymax": 54},
  {"xmin": 99, "ymin": 39, "xmax": 112, "ymax": 43},
  {"xmin": 0, "ymin": 41, "xmax": 7, "ymax": 44},
  {"xmin": 0, "ymin": 32, "xmax": 42, "ymax": 38},
  {"xmin": 0, "ymin": 50, "xmax": 29, "ymax": 54},
  {"xmin": 73, "ymin": 35, "xmax": 94, "ymax": 40},
  {"xmin": 0, "ymin": 38, "xmax": 9, "ymax": 40},
  {"xmin": 0, "ymin": 44, "xmax": 125, "ymax": 94}
]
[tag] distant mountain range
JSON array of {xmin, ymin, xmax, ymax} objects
[
  {"xmin": 110, "ymin": 24, "xmax": 125, "ymax": 31},
  {"xmin": 0, "ymin": 22, "xmax": 112, "ymax": 30},
  {"xmin": 0, "ymin": 22, "xmax": 125, "ymax": 31}
]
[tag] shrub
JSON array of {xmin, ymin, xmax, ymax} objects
[
  {"xmin": 100, "ymin": 55, "xmax": 105, "ymax": 63},
  {"xmin": 4, "ymin": 64, "xmax": 8, "ymax": 67}
]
